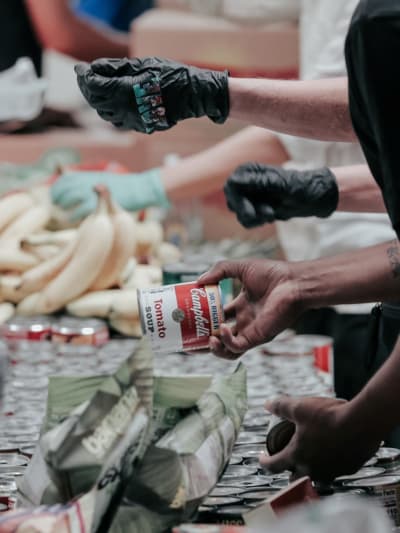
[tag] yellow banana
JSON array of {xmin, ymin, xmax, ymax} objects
[
  {"xmin": 0, "ymin": 275, "xmax": 29, "ymax": 303},
  {"xmin": 20, "ymin": 242, "xmax": 60, "ymax": 261},
  {"xmin": 38, "ymin": 186, "xmax": 114, "ymax": 313},
  {"xmin": 66, "ymin": 289, "xmax": 136, "ymax": 318},
  {"xmin": 0, "ymin": 248, "xmax": 38, "ymax": 272},
  {"xmin": 90, "ymin": 188, "xmax": 136, "ymax": 291},
  {"xmin": 18, "ymin": 239, "xmax": 77, "ymax": 294},
  {"xmin": 17, "ymin": 293, "xmax": 44, "ymax": 316},
  {"xmin": 122, "ymin": 264, "xmax": 162, "ymax": 290},
  {"xmin": 22, "ymin": 229, "xmax": 77, "ymax": 247},
  {"xmin": 156, "ymin": 241, "xmax": 182, "ymax": 265},
  {"xmin": 0, "ymin": 192, "xmax": 34, "ymax": 233},
  {"xmin": 134, "ymin": 220, "xmax": 163, "ymax": 260},
  {"xmin": 0, "ymin": 302, "xmax": 15, "ymax": 323},
  {"xmin": 1, "ymin": 205, "xmax": 50, "ymax": 242}
]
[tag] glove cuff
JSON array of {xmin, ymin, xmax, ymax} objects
[{"xmin": 313, "ymin": 167, "xmax": 339, "ymax": 218}]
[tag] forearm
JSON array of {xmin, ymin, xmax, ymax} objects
[
  {"xmin": 162, "ymin": 126, "xmax": 289, "ymax": 201},
  {"xmin": 334, "ymin": 164, "xmax": 386, "ymax": 212},
  {"xmin": 25, "ymin": 0, "xmax": 129, "ymax": 61},
  {"xmin": 348, "ymin": 337, "xmax": 400, "ymax": 439},
  {"xmin": 295, "ymin": 240, "xmax": 400, "ymax": 309},
  {"xmin": 228, "ymin": 77, "xmax": 357, "ymax": 142}
]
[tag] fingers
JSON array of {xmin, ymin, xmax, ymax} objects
[
  {"xmin": 69, "ymin": 197, "xmax": 97, "ymax": 222},
  {"xmin": 198, "ymin": 260, "xmax": 245, "ymax": 286},
  {"xmin": 259, "ymin": 448, "xmax": 294, "ymax": 474},
  {"xmin": 91, "ymin": 57, "xmax": 143, "ymax": 77},
  {"xmin": 265, "ymin": 396, "xmax": 303, "ymax": 423}
]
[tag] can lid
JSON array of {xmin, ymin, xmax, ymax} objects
[
  {"xmin": 335, "ymin": 467, "xmax": 386, "ymax": 482},
  {"xmin": 202, "ymin": 496, "xmax": 242, "ymax": 507},
  {"xmin": 376, "ymin": 447, "xmax": 400, "ymax": 463},
  {"xmin": 344, "ymin": 475, "xmax": 400, "ymax": 488}
]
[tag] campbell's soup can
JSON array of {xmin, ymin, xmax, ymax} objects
[
  {"xmin": 0, "ymin": 316, "xmax": 52, "ymax": 342},
  {"xmin": 137, "ymin": 282, "xmax": 224, "ymax": 353},
  {"xmin": 51, "ymin": 317, "xmax": 109, "ymax": 346}
]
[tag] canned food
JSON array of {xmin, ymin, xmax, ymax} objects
[
  {"xmin": 1, "ymin": 316, "xmax": 52, "ymax": 342},
  {"xmin": 0, "ymin": 454, "xmax": 27, "ymax": 468},
  {"xmin": 51, "ymin": 317, "xmax": 109, "ymax": 346},
  {"xmin": 241, "ymin": 489, "xmax": 277, "ymax": 500},
  {"xmin": 265, "ymin": 415, "xmax": 296, "ymax": 456},
  {"xmin": 229, "ymin": 455, "xmax": 243, "ymax": 466},
  {"xmin": 344, "ymin": 475, "xmax": 400, "ymax": 526},
  {"xmin": 137, "ymin": 282, "xmax": 224, "ymax": 353},
  {"xmin": 223, "ymin": 466, "xmax": 258, "ymax": 478},
  {"xmin": 203, "ymin": 497, "xmax": 242, "ymax": 508},
  {"xmin": 376, "ymin": 448, "xmax": 400, "ymax": 465},
  {"xmin": 335, "ymin": 467, "xmax": 386, "ymax": 483},
  {"xmin": 209, "ymin": 487, "xmax": 241, "ymax": 498},
  {"xmin": 0, "ymin": 495, "xmax": 16, "ymax": 512},
  {"xmin": 235, "ymin": 434, "xmax": 266, "ymax": 446}
]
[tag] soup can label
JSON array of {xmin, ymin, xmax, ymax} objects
[{"xmin": 137, "ymin": 282, "xmax": 224, "ymax": 353}]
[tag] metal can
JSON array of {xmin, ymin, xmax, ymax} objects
[
  {"xmin": 376, "ymin": 448, "xmax": 400, "ymax": 466},
  {"xmin": 0, "ymin": 316, "xmax": 52, "ymax": 342},
  {"xmin": 137, "ymin": 282, "xmax": 224, "ymax": 353},
  {"xmin": 51, "ymin": 317, "xmax": 109, "ymax": 346},
  {"xmin": 296, "ymin": 335, "xmax": 334, "ymax": 374},
  {"xmin": 265, "ymin": 415, "xmax": 296, "ymax": 456},
  {"xmin": 163, "ymin": 259, "xmax": 234, "ymax": 307},
  {"xmin": 344, "ymin": 475, "xmax": 400, "ymax": 526},
  {"xmin": 335, "ymin": 467, "xmax": 386, "ymax": 483}
]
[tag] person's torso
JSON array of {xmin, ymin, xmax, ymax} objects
[{"xmin": 0, "ymin": 0, "xmax": 42, "ymax": 76}]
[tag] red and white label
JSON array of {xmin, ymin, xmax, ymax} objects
[{"xmin": 138, "ymin": 282, "xmax": 223, "ymax": 353}]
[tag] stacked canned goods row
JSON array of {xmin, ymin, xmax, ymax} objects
[{"xmin": 0, "ymin": 317, "xmax": 139, "ymax": 513}]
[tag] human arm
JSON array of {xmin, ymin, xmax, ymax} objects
[
  {"xmin": 224, "ymin": 161, "xmax": 387, "ymax": 228},
  {"xmin": 228, "ymin": 76, "xmax": 356, "ymax": 142},
  {"xmin": 24, "ymin": 0, "xmax": 128, "ymax": 62},
  {"xmin": 260, "ymin": 336, "xmax": 400, "ymax": 482},
  {"xmin": 75, "ymin": 58, "xmax": 355, "ymax": 141},
  {"xmin": 198, "ymin": 240, "xmax": 400, "ymax": 358},
  {"xmin": 334, "ymin": 164, "xmax": 386, "ymax": 212}
]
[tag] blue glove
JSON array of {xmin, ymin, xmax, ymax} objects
[{"xmin": 51, "ymin": 168, "xmax": 169, "ymax": 220}]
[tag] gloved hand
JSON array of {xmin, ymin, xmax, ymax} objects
[
  {"xmin": 224, "ymin": 163, "xmax": 339, "ymax": 228},
  {"xmin": 51, "ymin": 168, "xmax": 169, "ymax": 221},
  {"xmin": 75, "ymin": 57, "xmax": 230, "ymax": 133}
]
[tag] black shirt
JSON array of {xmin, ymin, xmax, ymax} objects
[{"xmin": 0, "ymin": 0, "xmax": 42, "ymax": 75}]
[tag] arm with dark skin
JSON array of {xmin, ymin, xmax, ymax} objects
[{"xmin": 198, "ymin": 241, "xmax": 400, "ymax": 481}]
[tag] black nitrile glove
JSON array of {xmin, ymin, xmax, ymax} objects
[
  {"xmin": 224, "ymin": 163, "xmax": 339, "ymax": 228},
  {"xmin": 75, "ymin": 57, "xmax": 229, "ymax": 133}
]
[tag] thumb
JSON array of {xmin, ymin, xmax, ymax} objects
[
  {"xmin": 197, "ymin": 260, "xmax": 245, "ymax": 285},
  {"xmin": 74, "ymin": 62, "xmax": 90, "ymax": 77},
  {"xmin": 259, "ymin": 448, "xmax": 294, "ymax": 474},
  {"xmin": 265, "ymin": 395, "xmax": 302, "ymax": 423}
]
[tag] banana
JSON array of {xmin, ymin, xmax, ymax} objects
[
  {"xmin": 20, "ymin": 242, "xmax": 60, "ymax": 261},
  {"xmin": 16, "ymin": 293, "xmax": 44, "ymax": 316},
  {"xmin": 0, "ymin": 192, "xmax": 34, "ymax": 233},
  {"xmin": 134, "ymin": 220, "xmax": 163, "ymax": 260},
  {"xmin": 90, "ymin": 188, "xmax": 136, "ymax": 291},
  {"xmin": 122, "ymin": 264, "xmax": 162, "ymax": 290},
  {"xmin": 0, "ymin": 248, "xmax": 38, "ymax": 272},
  {"xmin": 118, "ymin": 257, "xmax": 137, "ymax": 287},
  {"xmin": 109, "ymin": 316, "xmax": 142, "ymax": 338},
  {"xmin": 38, "ymin": 186, "xmax": 114, "ymax": 313},
  {"xmin": 18, "ymin": 239, "xmax": 76, "ymax": 294},
  {"xmin": 67, "ymin": 289, "xmax": 138, "ymax": 318},
  {"xmin": 0, "ymin": 302, "xmax": 15, "ymax": 324},
  {"xmin": 22, "ymin": 229, "xmax": 77, "ymax": 247},
  {"xmin": 156, "ymin": 241, "xmax": 182, "ymax": 265},
  {"xmin": 0, "ymin": 275, "xmax": 28, "ymax": 303},
  {"xmin": 1, "ymin": 204, "xmax": 51, "ymax": 242}
]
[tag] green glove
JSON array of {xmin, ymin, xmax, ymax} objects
[{"xmin": 51, "ymin": 168, "xmax": 169, "ymax": 221}]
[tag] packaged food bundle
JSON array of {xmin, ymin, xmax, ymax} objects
[{"xmin": 10, "ymin": 340, "xmax": 247, "ymax": 533}]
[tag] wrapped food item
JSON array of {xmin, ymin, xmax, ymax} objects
[{"xmin": 112, "ymin": 364, "xmax": 247, "ymax": 532}]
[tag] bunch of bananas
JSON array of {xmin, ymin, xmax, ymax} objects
[{"xmin": 0, "ymin": 186, "xmax": 181, "ymax": 336}]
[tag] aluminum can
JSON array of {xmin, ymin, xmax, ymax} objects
[
  {"xmin": 344, "ymin": 475, "xmax": 400, "ymax": 526},
  {"xmin": 0, "ymin": 316, "xmax": 52, "ymax": 342},
  {"xmin": 138, "ymin": 282, "xmax": 224, "ymax": 353},
  {"xmin": 51, "ymin": 317, "xmax": 109, "ymax": 346},
  {"xmin": 265, "ymin": 415, "xmax": 296, "ymax": 455}
]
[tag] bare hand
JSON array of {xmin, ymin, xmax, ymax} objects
[
  {"xmin": 260, "ymin": 396, "xmax": 381, "ymax": 482},
  {"xmin": 198, "ymin": 259, "xmax": 304, "ymax": 359}
]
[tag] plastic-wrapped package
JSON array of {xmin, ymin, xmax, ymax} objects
[{"xmin": 0, "ymin": 57, "xmax": 47, "ymax": 122}]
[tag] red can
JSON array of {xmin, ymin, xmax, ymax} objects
[
  {"xmin": 295, "ymin": 335, "xmax": 334, "ymax": 374},
  {"xmin": 0, "ymin": 316, "xmax": 52, "ymax": 342},
  {"xmin": 51, "ymin": 317, "xmax": 109, "ymax": 346},
  {"xmin": 137, "ymin": 282, "xmax": 224, "ymax": 353}
]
